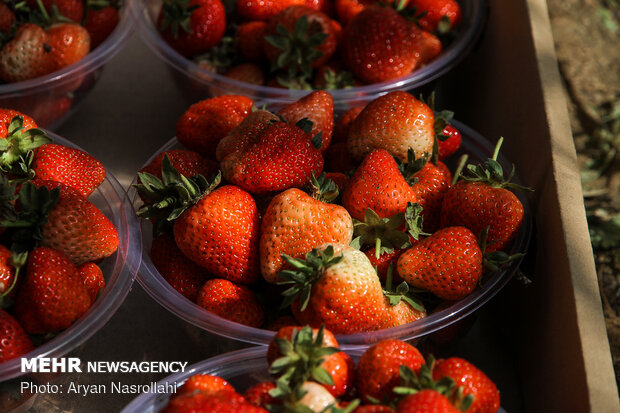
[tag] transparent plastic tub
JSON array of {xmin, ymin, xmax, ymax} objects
[
  {"xmin": 0, "ymin": 3, "xmax": 134, "ymax": 130},
  {"xmin": 121, "ymin": 346, "xmax": 509, "ymax": 412},
  {"xmin": 130, "ymin": 118, "xmax": 532, "ymax": 348},
  {"xmin": 0, "ymin": 132, "xmax": 142, "ymax": 385},
  {"xmin": 129, "ymin": 0, "xmax": 487, "ymax": 111}
]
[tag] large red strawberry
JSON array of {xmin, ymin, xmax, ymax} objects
[
  {"xmin": 440, "ymin": 138, "xmax": 528, "ymax": 253},
  {"xmin": 176, "ymin": 95, "xmax": 254, "ymax": 159},
  {"xmin": 236, "ymin": 21, "xmax": 268, "ymax": 63},
  {"xmin": 150, "ymin": 233, "xmax": 211, "ymax": 301},
  {"xmin": 158, "ymin": 0, "xmax": 226, "ymax": 57},
  {"xmin": 140, "ymin": 149, "xmax": 218, "ymax": 180},
  {"xmin": 219, "ymin": 120, "xmax": 324, "ymax": 195},
  {"xmin": 216, "ymin": 109, "xmax": 280, "ymax": 162},
  {"xmin": 408, "ymin": 0, "xmax": 462, "ymax": 32},
  {"xmin": 432, "ymin": 357, "xmax": 500, "ymax": 413},
  {"xmin": 77, "ymin": 262, "xmax": 105, "ymax": 302},
  {"xmin": 0, "ymin": 24, "xmax": 53, "ymax": 83},
  {"xmin": 32, "ymin": 143, "xmax": 106, "ymax": 197},
  {"xmin": 395, "ymin": 389, "xmax": 461, "ymax": 413},
  {"xmin": 236, "ymin": 0, "xmax": 305, "ymax": 21},
  {"xmin": 341, "ymin": 5, "xmax": 423, "ymax": 84},
  {"xmin": 277, "ymin": 91, "xmax": 334, "ymax": 152},
  {"xmin": 84, "ymin": 6, "xmax": 120, "ymax": 49},
  {"xmin": 13, "ymin": 246, "xmax": 91, "ymax": 334},
  {"xmin": 0, "ymin": 309, "xmax": 34, "ymax": 362},
  {"xmin": 46, "ymin": 23, "xmax": 91, "ymax": 72},
  {"xmin": 196, "ymin": 278, "xmax": 264, "ymax": 327},
  {"xmin": 347, "ymin": 91, "xmax": 435, "ymax": 162},
  {"xmin": 259, "ymin": 187, "xmax": 353, "ymax": 283}
]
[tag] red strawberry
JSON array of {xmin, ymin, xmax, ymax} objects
[
  {"xmin": 26, "ymin": 95, "xmax": 73, "ymax": 128},
  {"xmin": 158, "ymin": 0, "xmax": 226, "ymax": 57},
  {"xmin": 84, "ymin": 6, "xmax": 120, "ymax": 49},
  {"xmin": 77, "ymin": 262, "xmax": 105, "ymax": 302},
  {"xmin": 347, "ymin": 91, "xmax": 435, "ymax": 162},
  {"xmin": 418, "ymin": 30, "xmax": 442, "ymax": 65},
  {"xmin": 236, "ymin": 0, "xmax": 305, "ymax": 21},
  {"xmin": 236, "ymin": 21, "xmax": 268, "ymax": 62},
  {"xmin": 324, "ymin": 172, "xmax": 348, "ymax": 192},
  {"xmin": 0, "ymin": 24, "xmax": 53, "ymax": 83},
  {"xmin": 440, "ymin": 138, "xmax": 528, "ymax": 253},
  {"xmin": 140, "ymin": 149, "xmax": 218, "ymax": 180},
  {"xmin": 243, "ymin": 381, "xmax": 279, "ymax": 407},
  {"xmin": 0, "ymin": 110, "xmax": 38, "ymax": 137},
  {"xmin": 196, "ymin": 278, "xmax": 264, "ymax": 327},
  {"xmin": 259, "ymin": 187, "xmax": 353, "ymax": 283},
  {"xmin": 395, "ymin": 389, "xmax": 460, "ymax": 413},
  {"xmin": 365, "ymin": 248, "xmax": 403, "ymax": 282},
  {"xmin": 333, "ymin": 106, "xmax": 363, "ymax": 143},
  {"xmin": 224, "ymin": 63, "xmax": 265, "ymax": 85},
  {"xmin": 334, "ymin": 0, "xmax": 366, "ymax": 26},
  {"xmin": 14, "ymin": 247, "xmax": 91, "ymax": 334},
  {"xmin": 176, "ymin": 95, "xmax": 254, "ymax": 159},
  {"xmin": 432, "ymin": 357, "xmax": 500, "ymax": 413},
  {"xmin": 0, "ymin": 245, "xmax": 16, "ymax": 296},
  {"xmin": 341, "ymin": 5, "xmax": 423, "ymax": 84},
  {"xmin": 32, "ymin": 143, "xmax": 106, "ymax": 197},
  {"xmin": 26, "ymin": 0, "xmax": 85, "ymax": 23},
  {"xmin": 342, "ymin": 149, "xmax": 418, "ymax": 221},
  {"xmin": 277, "ymin": 90, "xmax": 334, "ymax": 152},
  {"xmin": 219, "ymin": 120, "xmax": 324, "ymax": 195},
  {"xmin": 173, "ymin": 374, "xmax": 236, "ymax": 399},
  {"xmin": 215, "ymin": 109, "xmax": 280, "ymax": 162},
  {"xmin": 46, "ymin": 23, "xmax": 91, "ymax": 72},
  {"xmin": 150, "ymin": 233, "xmax": 211, "ymax": 301},
  {"xmin": 397, "ymin": 226, "xmax": 482, "ymax": 300},
  {"xmin": 164, "ymin": 389, "xmax": 257, "ymax": 413},
  {"xmin": 0, "ymin": 309, "xmax": 34, "ymax": 362},
  {"xmin": 437, "ymin": 125, "xmax": 461, "ymax": 161},
  {"xmin": 408, "ymin": 0, "xmax": 462, "ymax": 32},
  {"xmin": 356, "ymin": 339, "xmax": 425, "ymax": 403},
  {"xmin": 354, "ymin": 406, "xmax": 395, "ymax": 413}
]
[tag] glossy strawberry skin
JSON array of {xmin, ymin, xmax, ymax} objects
[
  {"xmin": 411, "ymin": 160, "xmax": 452, "ymax": 232},
  {"xmin": 437, "ymin": 125, "xmax": 462, "ymax": 161},
  {"xmin": 0, "ymin": 110, "xmax": 38, "ymax": 137},
  {"xmin": 243, "ymin": 381, "xmax": 278, "ymax": 407},
  {"xmin": 395, "ymin": 389, "xmax": 461, "ymax": 413},
  {"xmin": 0, "ymin": 24, "xmax": 53, "ymax": 83},
  {"xmin": 408, "ymin": 0, "xmax": 462, "ymax": 32},
  {"xmin": 174, "ymin": 374, "xmax": 236, "ymax": 398},
  {"xmin": 46, "ymin": 24, "xmax": 91, "ymax": 72},
  {"xmin": 440, "ymin": 181, "xmax": 524, "ymax": 253},
  {"xmin": 32, "ymin": 143, "xmax": 106, "ymax": 198},
  {"xmin": 140, "ymin": 149, "xmax": 218, "ymax": 180},
  {"xmin": 77, "ymin": 262, "xmax": 105, "ymax": 302},
  {"xmin": 237, "ymin": 0, "xmax": 306, "ymax": 21},
  {"xmin": 0, "ymin": 309, "xmax": 34, "ymax": 363},
  {"xmin": 14, "ymin": 247, "xmax": 91, "ymax": 334},
  {"xmin": 84, "ymin": 6, "xmax": 120, "ymax": 49},
  {"xmin": 0, "ymin": 245, "xmax": 15, "ymax": 295},
  {"xmin": 173, "ymin": 185, "xmax": 261, "ymax": 284},
  {"xmin": 196, "ymin": 278, "xmax": 265, "ymax": 327},
  {"xmin": 397, "ymin": 226, "xmax": 482, "ymax": 300}
]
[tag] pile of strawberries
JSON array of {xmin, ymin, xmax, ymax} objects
[
  {"xmin": 163, "ymin": 325, "xmax": 501, "ymax": 413},
  {"xmin": 0, "ymin": 108, "xmax": 119, "ymax": 364},
  {"xmin": 136, "ymin": 89, "xmax": 528, "ymax": 337},
  {"xmin": 156, "ymin": 0, "xmax": 462, "ymax": 89},
  {"xmin": 0, "ymin": 0, "xmax": 121, "ymax": 84}
]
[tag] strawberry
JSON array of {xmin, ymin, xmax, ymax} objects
[
  {"xmin": 0, "ymin": 245, "xmax": 15, "ymax": 296},
  {"xmin": 296, "ymin": 381, "xmax": 339, "ymax": 411},
  {"xmin": 164, "ymin": 389, "xmax": 259, "ymax": 413},
  {"xmin": 354, "ymin": 406, "xmax": 395, "ymax": 413},
  {"xmin": 397, "ymin": 226, "xmax": 482, "ymax": 300},
  {"xmin": 324, "ymin": 172, "xmax": 348, "ymax": 192},
  {"xmin": 0, "ymin": 110, "xmax": 38, "ymax": 137},
  {"xmin": 437, "ymin": 125, "xmax": 461, "ymax": 161},
  {"xmin": 333, "ymin": 106, "xmax": 363, "ymax": 143},
  {"xmin": 0, "ymin": 309, "xmax": 34, "ymax": 362},
  {"xmin": 418, "ymin": 30, "xmax": 442, "ymax": 65},
  {"xmin": 224, "ymin": 63, "xmax": 265, "ymax": 85},
  {"xmin": 150, "ymin": 233, "xmax": 211, "ymax": 301},
  {"xmin": 84, "ymin": 6, "xmax": 120, "ymax": 49},
  {"xmin": 264, "ymin": 6, "xmax": 338, "ymax": 80},
  {"xmin": 277, "ymin": 90, "xmax": 334, "ymax": 152},
  {"xmin": 140, "ymin": 149, "xmax": 218, "ymax": 180},
  {"xmin": 341, "ymin": 5, "xmax": 423, "ymax": 84},
  {"xmin": 219, "ymin": 120, "xmax": 324, "ymax": 195},
  {"xmin": 347, "ymin": 91, "xmax": 435, "ymax": 162},
  {"xmin": 0, "ymin": 23, "xmax": 53, "ymax": 83},
  {"xmin": 440, "ymin": 138, "xmax": 528, "ymax": 253},
  {"xmin": 236, "ymin": 21, "xmax": 268, "ymax": 63},
  {"xmin": 408, "ymin": 0, "xmax": 462, "ymax": 32},
  {"xmin": 432, "ymin": 357, "xmax": 500, "ymax": 413},
  {"xmin": 175, "ymin": 374, "xmax": 236, "ymax": 397},
  {"xmin": 356, "ymin": 339, "xmax": 425, "ymax": 404},
  {"xmin": 13, "ymin": 246, "xmax": 91, "ymax": 334},
  {"xmin": 32, "ymin": 143, "xmax": 106, "ymax": 197},
  {"xmin": 216, "ymin": 109, "xmax": 280, "ymax": 162},
  {"xmin": 259, "ymin": 187, "xmax": 353, "ymax": 283},
  {"xmin": 196, "ymin": 278, "xmax": 264, "ymax": 327},
  {"xmin": 26, "ymin": 0, "xmax": 85, "ymax": 22},
  {"xmin": 334, "ymin": 0, "xmax": 365, "ymax": 26},
  {"xmin": 244, "ymin": 381, "xmax": 279, "ymax": 407},
  {"xmin": 395, "ymin": 389, "xmax": 460, "ymax": 413},
  {"xmin": 278, "ymin": 243, "xmax": 388, "ymax": 334},
  {"xmin": 236, "ymin": 0, "xmax": 305, "ymax": 21},
  {"xmin": 46, "ymin": 23, "xmax": 91, "ymax": 72},
  {"xmin": 342, "ymin": 149, "xmax": 418, "ymax": 221},
  {"xmin": 158, "ymin": 0, "xmax": 226, "ymax": 57},
  {"xmin": 176, "ymin": 95, "xmax": 254, "ymax": 159},
  {"xmin": 26, "ymin": 95, "xmax": 73, "ymax": 128},
  {"xmin": 77, "ymin": 262, "xmax": 104, "ymax": 302},
  {"xmin": 0, "ymin": 113, "xmax": 51, "ymax": 178}
]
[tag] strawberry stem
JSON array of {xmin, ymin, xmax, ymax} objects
[{"xmin": 451, "ymin": 154, "xmax": 468, "ymax": 186}]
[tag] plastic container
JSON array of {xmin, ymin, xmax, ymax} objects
[
  {"xmin": 129, "ymin": 0, "xmax": 487, "ymax": 112},
  {"xmin": 0, "ymin": 132, "xmax": 142, "ymax": 383},
  {"xmin": 0, "ymin": 3, "xmax": 134, "ymax": 130},
  {"xmin": 121, "ymin": 346, "xmax": 509, "ymax": 412},
  {"xmin": 130, "ymin": 118, "xmax": 532, "ymax": 348}
]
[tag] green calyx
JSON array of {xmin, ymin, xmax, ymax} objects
[
  {"xmin": 459, "ymin": 137, "xmax": 533, "ymax": 191},
  {"xmin": 404, "ymin": 202, "xmax": 430, "ymax": 241},
  {"xmin": 193, "ymin": 36, "xmax": 237, "ymax": 73},
  {"xmin": 265, "ymin": 15, "xmax": 328, "ymax": 80},
  {"xmin": 159, "ymin": 0, "xmax": 200, "ymax": 38},
  {"xmin": 278, "ymin": 245, "xmax": 343, "ymax": 311},
  {"xmin": 31, "ymin": 0, "xmax": 74, "ymax": 26},
  {"xmin": 396, "ymin": 148, "xmax": 430, "ymax": 185},
  {"xmin": 383, "ymin": 262, "xmax": 425, "ymax": 312},
  {"xmin": 134, "ymin": 154, "xmax": 220, "ymax": 237},
  {"xmin": 295, "ymin": 118, "xmax": 323, "ymax": 149},
  {"xmin": 350, "ymin": 208, "xmax": 411, "ymax": 259},
  {"xmin": 306, "ymin": 172, "xmax": 339, "ymax": 203},
  {"xmin": 274, "ymin": 75, "xmax": 314, "ymax": 91},
  {"xmin": 478, "ymin": 226, "xmax": 524, "ymax": 273},
  {"xmin": 0, "ymin": 115, "xmax": 51, "ymax": 179},
  {"xmin": 317, "ymin": 68, "xmax": 355, "ymax": 90}
]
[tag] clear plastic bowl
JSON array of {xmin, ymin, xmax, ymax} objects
[
  {"xmin": 0, "ymin": 131, "xmax": 142, "ymax": 382},
  {"xmin": 130, "ymin": 118, "xmax": 532, "ymax": 348},
  {"xmin": 121, "ymin": 346, "xmax": 509, "ymax": 413},
  {"xmin": 0, "ymin": 3, "xmax": 134, "ymax": 130},
  {"xmin": 129, "ymin": 0, "xmax": 487, "ymax": 111}
]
